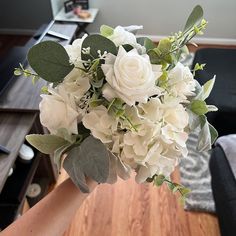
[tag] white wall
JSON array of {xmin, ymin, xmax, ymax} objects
[{"xmin": 88, "ymin": 0, "xmax": 236, "ymax": 44}]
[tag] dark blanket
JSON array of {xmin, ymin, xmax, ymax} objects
[{"xmin": 193, "ymin": 48, "xmax": 236, "ymax": 136}]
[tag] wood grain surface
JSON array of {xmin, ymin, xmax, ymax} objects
[
  {"xmin": 0, "ymin": 113, "xmax": 36, "ymax": 192},
  {"xmin": 57, "ymin": 169, "xmax": 220, "ymax": 236}
]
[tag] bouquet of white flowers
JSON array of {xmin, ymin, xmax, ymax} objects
[{"xmin": 15, "ymin": 5, "xmax": 217, "ymax": 201}]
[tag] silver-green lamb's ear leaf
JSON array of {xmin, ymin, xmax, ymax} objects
[
  {"xmin": 184, "ymin": 5, "xmax": 203, "ymax": 33},
  {"xmin": 79, "ymin": 136, "xmax": 110, "ymax": 183},
  {"xmin": 63, "ymin": 136, "xmax": 110, "ymax": 192},
  {"xmin": 100, "ymin": 25, "xmax": 114, "ymax": 37},
  {"xmin": 107, "ymin": 151, "xmax": 131, "ymax": 183},
  {"xmin": 106, "ymin": 152, "xmax": 118, "ymax": 184},
  {"xmin": 197, "ymin": 115, "xmax": 218, "ymax": 152},
  {"xmin": 26, "ymin": 134, "xmax": 70, "ymax": 154},
  {"xmin": 202, "ymin": 76, "xmax": 216, "ymax": 100},
  {"xmin": 81, "ymin": 34, "xmax": 117, "ymax": 63},
  {"xmin": 27, "ymin": 41, "xmax": 74, "ymax": 83},
  {"xmin": 54, "ymin": 143, "xmax": 72, "ymax": 172},
  {"xmin": 63, "ymin": 147, "xmax": 90, "ymax": 193},
  {"xmin": 187, "ymin": 109, "xmax": 201, "ymax": 130}
]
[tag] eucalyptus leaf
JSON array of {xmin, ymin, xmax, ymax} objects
[
  {"xmin": 26, "ymin": 134, "xmax": 70, "ymax": 154},
  {"xmin": 184, "ymin": 5, "xmax": 203, "ymax": 33},
  {"xmin": 122, "ymin": 44, "xmax": 134, "ymax": 52},
  {"xmin": 81, "ymin": 35, "xmax": 117, "ymax": 63},
  {"xmin": 27, "ymin": 41, "xmax": 74, "ymax": 82},
  {"xmin": 137, "ymin": 37, "xmax": 155, "ymax": 51},
  {"xmin": 190, "ymin": 100, "xmax": 208, "ymax": 115}
]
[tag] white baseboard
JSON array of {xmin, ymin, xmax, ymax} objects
[
  {"xmin": 0, "ymin": 28, "xmax": 36, "ymax": 36},
  {"xmin": 137, "ymin": 34, "xmax": 236, "ymax": 46}
]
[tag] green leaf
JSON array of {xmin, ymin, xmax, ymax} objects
[
  {"xmin": 100, "ymin": 25, "xmax": 114, "ymax": 37},
  {"xmin": 27, "ymin": 41, "xmax": 74, "ymax": 82},
  {"xmin": 63, "ymin": 136, "xmax": 110, "ymax": 192},
  {"xmin": 137, "ymin": 37, "xmax": 155, "ymax": 51},
  {"xmin": 184, "ymin": 5, "xmax": 204, "ymax": 33},
  {"xmin": 122, "ymin": 44, "xmax": 134, "ymax": 52},
  {"xmin": 148, "ymin": 38, "xmax": 173, "ymax": 65},
  {"xmin": 155, "ymin": 174, "xmax": 165, "ymax": 186},
  {"xmin": 197, "ymin": 115, "xmax": 218, "ymax": 151},
  {"xmin": 14, "ymin": 68, "xmax": 22, "ymax": 76},
  {"xmin": 81, "ymin": 35, "xmax": 117, "ymax": 63},
  {"xmin": 209, "ymin": 123, "xmax": 218, "ymax": 145},
  {"xmin": 26, "ymin": 134, "xmax": 70, "ymax": 154},
  {"xmin": 202, "ymin": 76, "xmax": 216, "ymax": 100},
  {"xmin": 190, "ymin": 100, "xmax": 208, "ymax": 115}
]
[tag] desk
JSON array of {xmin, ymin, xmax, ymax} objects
[
  {"xmin": 54, "ymin": 8, "xmax": 99, "ymax": 35},
  {"xmin": 0, "ymin": 21, "xmax": 78, "ymax": 229}
]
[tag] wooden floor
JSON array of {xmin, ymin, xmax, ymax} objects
[{"xmin": 57, "ymin": 169, "xmax": 220, "ymax": 236}]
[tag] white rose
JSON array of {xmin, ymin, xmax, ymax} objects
[
  {"xmin": 39, "ymin": 89, "xmax": 79, "ymax": 135},
  {"xmin": 108, "ymin": 26, "xmax": 137, "ymax": 47},
  {"xmin": 82, "ymin": 105, "xmax": 118, "ymax": 143},
  {"xmin": 102, "ymin": 46, "xmax": 163, "ymax": 106},
  {"xmin": 64, "ymin": 34, "xmax": 87, "ymax": 68},
  {"xmin": 168, "ymin": 62, "xmax": 196, "ymax": 100}
]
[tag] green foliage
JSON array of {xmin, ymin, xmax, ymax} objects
[
  {"xmin": 197, "ymin": 115, "xmax": 218, "ymax": 151},
  {"xmin": 193, "ymin": 63, "xmax": 206, "ymax": 76},
  {"xmin": 63, "ymin": 136, "xmax": 110, "ymax": 193},
  {"xmin": 148, "ymin": 38, "xmax": 173, "ymax": 65},
  {"xmin": 14, "ymin": 63, "xmax": 40, "ymax": 84},
  {"xmin": 190, "ymin": 100, "xmax": 208, "ymax": 115},
  {"xmin": 136, "ymin": 37, "xmax": 155, "ymax": 51},
  {"xmin": 122, "ymin": 44, "xmax": 134, "ymax": 52},
  {"xmin": 196, "ymin": 76, "xmax": 216, "ymax": 101},
  {"xmin": 81, "ymin": 34, "xmax": 117, "ymax": 63},
  {"xmin": 184, "ymin": 5, "xmax": 204, "ymax": 33},
  {"xmin": 26, "ymin": 134, "xmax": 70, "ymax": 154},
  {"xmin": 153, "ymin": 174, "xmax": 191, "ymax": 203},
  {"xmin": 100, "ymin": 25, "xmax": 114, "ymax": 37},
  {"xmin": 106, "ymin": 151, "xmax": 131, "ymax": 184},
  {"xmin": 27, "ymin": 41, "xmax": 74, "ymax": 83},
  {"xmin": 41, "ymin": 86, "xmax": 49, "ymax": 94}
]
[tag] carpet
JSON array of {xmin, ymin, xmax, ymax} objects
[{"xmin": 179, "ymin": 53, "xmax": 215, "ymax": 213}]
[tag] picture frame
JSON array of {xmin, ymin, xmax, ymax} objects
[{"xmin": 64, "ymin": 0, "xmax": 75, "ymax": 13}]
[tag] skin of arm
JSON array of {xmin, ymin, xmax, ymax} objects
[{"xmin": 1, "ymin": 178, "xmax": 97, "ymax": 236}]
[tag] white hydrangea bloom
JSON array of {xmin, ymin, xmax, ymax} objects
[
  {"xmin": 64, "ymin": 34, "xmax": 87, "ymax": 68},
  {"xmin": 168, "ymin": 62, "xmax": 196, "ymax": 101},
  {"xmin": 82, "ymin": 105, "xmax": 118, "ymax": 144}
]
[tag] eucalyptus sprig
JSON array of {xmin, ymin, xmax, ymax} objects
[
  {"xmin": 148, "ymin": 174, "xmax": 191, "ymax": 204},
  {"xmin": 14, "ymin": 63, "xmax": 40, "ymax": 84}
]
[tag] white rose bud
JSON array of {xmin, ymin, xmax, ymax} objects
[
  {"xmin": 102, "ymin": 46, "xmax": 163, "ymax": 106},
  {"xmin": 108, "ymin": 26, "xmax": 137, "ymax": 47}
]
